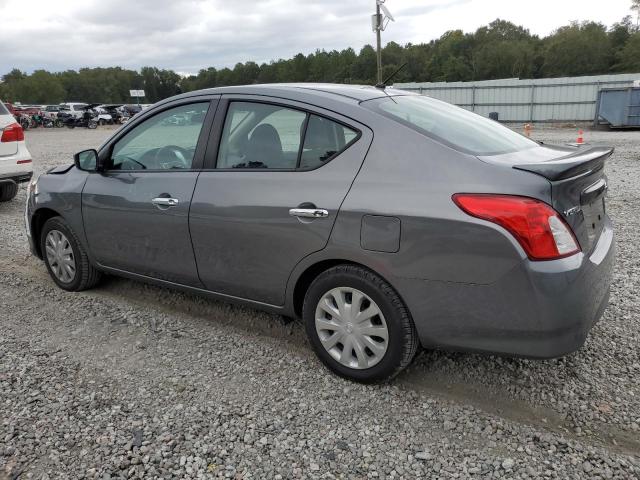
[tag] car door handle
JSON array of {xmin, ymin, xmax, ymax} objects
[
  {"xmin": 152, "ymin": 197, "xmax": 179, "ymax": 207},
  {"xmin": 289, "ymin": 208, "xmax": 329, "ymax": 218}
]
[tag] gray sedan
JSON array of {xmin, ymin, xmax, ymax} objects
[{"xmin": 25, "ymin": 84, "xmax": 614, "ymax": 382}]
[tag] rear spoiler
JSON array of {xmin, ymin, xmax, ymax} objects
[{"xmin": 513, "ymin": 146, "xmax": 614, "ymax": 181}]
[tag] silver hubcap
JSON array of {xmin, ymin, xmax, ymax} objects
[
  {"xmin": 45, "ymin": 230, "xmax": 76, "ymax": 283},
  {"xmin": 315, "ymin": 287, "xmax": 389, "ymax": 369}
]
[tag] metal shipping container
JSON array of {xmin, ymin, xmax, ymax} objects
[{"xmin": 595, "ymin": 87, "xmax": 640, "ymax": 127}]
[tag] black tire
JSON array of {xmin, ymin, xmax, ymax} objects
[
  {"xmin": 40, "ymin": 216, "xmax": 102, "ymax": 291},
  {"xmin": 0, "ymin": 182, "xmax": 18, "ymax": 202},
  {"xmin": 303, "ymin": 265, "xmax": 419, "ymax": 383},
  {"xmin": 88, "ymin": 121, "xmax": 98, "ymax": 129}
]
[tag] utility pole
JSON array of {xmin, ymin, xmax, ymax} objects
[
  {"xmin": 375, "ymin": 2, "xmax": 382, "ymax": 85},
  {"xmin": 372, "ymin": 1, "xmax": 394, "ymax": 85}
]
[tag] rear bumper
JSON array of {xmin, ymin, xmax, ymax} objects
[
  {"xmin": 398, "ymin": 218, "xmax": 615, "ymax": 359},
  {"xmin": 0, "ymin": 141, "xmax": 33, "ymax": 183}
]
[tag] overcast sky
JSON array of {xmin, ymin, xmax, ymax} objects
[{"xmin": 0, "ymin": 0, "xmax": 634, "ymax": 75}]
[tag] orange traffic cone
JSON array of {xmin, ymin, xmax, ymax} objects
[
  {"xmin": 576, "ymin": 129, "xmax": 584, "ymax": 144},
  {"xmin": 524, "ymin": 123, "xmax": 532, "ymax": 137}
]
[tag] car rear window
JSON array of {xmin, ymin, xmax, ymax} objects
[
  {"xmin": 0, "ymin": 101, "xmax": 9, "ymax": 115},
  {"xmin": 363, "ymin": 95, "xmax": 538, "ymax": 156}
]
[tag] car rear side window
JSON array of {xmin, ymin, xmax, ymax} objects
[
  {"xmin": 217, "ymin": 102, "xmax": 306, "ymax": 169},
  {"xmin": 0, "ymin": 102, "xmax": 9, "ymax": 115},
  {"xmin": 364, "ymin": 95, "xmax": 538, "ymax": 156},
  {"xmin": 299, "ymin": 115, "xmax": 358, "ymax": 170},
  {"xmin": 217, "ymin": 102, "xmax": 359, "ymax": 170}
]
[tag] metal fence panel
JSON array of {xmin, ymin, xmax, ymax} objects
[{"xmin": 395, "ymin": 73, "xmax": 640, "ymax": 122}]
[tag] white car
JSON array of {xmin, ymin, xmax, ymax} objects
[
  {"xmin": 93, "ymin": 106, "xmax": 113, "ymax": 125},
  {"xmin": 60, "ymin": 103, "xmax": 112, "ymax": 125},
  {"xmin": 43, "ymin": 105, "xmax": 62, "ymax": 119},
  {"xmin": 59, "ymin": 102, "xmax": 88, "ymax": 119},
  {"xmin": 0, "ymin": 100, "xmax": 33, "ymax": 202}
]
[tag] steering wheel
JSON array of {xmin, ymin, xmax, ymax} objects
[{"xmin": 153, "ymin": 145, "xmax": 191, "ymax": 169}]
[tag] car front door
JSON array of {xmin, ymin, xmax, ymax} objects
[
  {"xmin": 82, "ymin": 98, "xmax": 217, "ymax": 286},
  {"xmin": 189, "ymin": 97, "xmax": 372, "ymax": 305}
]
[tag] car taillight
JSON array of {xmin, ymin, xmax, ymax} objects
[
  {"xmin": 452, "ymin": 194, "xmax": 580, "ymax": 260},
  {"xmin": 1, "ymin": 122, "xmax": 25, "ymax": 142}
]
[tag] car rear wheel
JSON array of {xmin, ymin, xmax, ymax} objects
[
  {"xmin": 41, "ymin": 217, "xmax": 102, "ymax": 291},
  {"xmin": 303, "ymin": 265, "xmax": 419, "ymax": 383},
  {"xmin": 0, "ymin": 182, "xmax": 18, "ymax": 202}
]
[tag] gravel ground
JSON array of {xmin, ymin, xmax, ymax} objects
[{"xmin": 1, "ymin": 125, "xmax": 639, "ymax": 479}]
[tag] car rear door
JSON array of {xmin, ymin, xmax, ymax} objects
[
  {"xmin": 189, "ymin": 96, "xmax": 373, "ymax": 305},
  {"xmin": 82, "ymin": 97, "xmax": 218, "ymax": 286}
]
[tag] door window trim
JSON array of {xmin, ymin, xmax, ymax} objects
[
  {"xmin": 98, "ymin": 96, "xmax": 220, "ymax": 173},
  {"xmin": 205, "ymin": 96, "xmax": 362, "ymax": 172}
]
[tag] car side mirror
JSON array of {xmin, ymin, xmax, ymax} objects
[{"xmin": 73, "ymin": 149, "xmax": 101, "ymax": 172}]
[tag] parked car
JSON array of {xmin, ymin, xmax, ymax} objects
[
  {"xmin": 0, "ymin": 100, "xmax": 32, "ymax": 202},
  {"xmin": 92, "ymin": 106, "xmax": 114, "ymax": 125},
  {"xmin": 61, "ymin": 104, "xmax": 99, "ymax": 129},
  {"xmin": 122, "ymin": 104, "xmax": 143, "ymax": 117},
  {"xmin": 99, "ymin": 104, "xmax": 127, "ymax": 124},
  {"xmin": 25, "ymin": 84, "xmax": 614, "ymax": 382},
  {"xmin": 5, "ymin": 103, "xmax": 40, "ymax": 129},
  {"xmin": 43, "ymin": 105, "xmax": 62, "ymax": 119},
  {"xmin": 59, "ymin": 103, "xmax": 89, "ymax": 119}
]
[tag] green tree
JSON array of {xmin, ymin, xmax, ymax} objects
[
  {"xmin": 541, "ymin": 22, "xmax": 613, "ymax": 77},
  {"xmin": 427, "ymin": 30, "xmax": 473, "ymax": 81},
  {"xmin": 616, "ymin": 32, "xmax": 640, "ymax": 70},
  {"xmin": 2, "ymin": 69, "xmax": 26, "ymax": 83},
  {"xmin": 352, "ymin": 45, "xmax": 377, "ymax": 83},
  {"xmin": 469, "ymin": 20, "xmax": 540, "ymax": 79}
]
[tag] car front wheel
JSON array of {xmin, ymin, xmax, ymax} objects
[
  {"xmin": 40, "ymin": 217, "xmax": 102, "ymax": 291},
  {"xmin": 303, "ymin": 265, "xmax": 419, "ymax": 383}
]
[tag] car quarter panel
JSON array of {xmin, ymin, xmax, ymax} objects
[{"xmin": 327, "ymin": 119, "xmax": 552, "ymax": 285}]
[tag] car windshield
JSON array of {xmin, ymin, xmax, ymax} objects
[
  {"xmin": 0, "ymin": 101, "xmax": 9, "ymax": 115},
  {"xmin": 364, "ymin": 95, "xmax": 538, "ymax": 156}
]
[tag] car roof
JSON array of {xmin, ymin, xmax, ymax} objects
[{"xmin": 180, "ymin": 83, "xmax": 415, "ymax": 104}]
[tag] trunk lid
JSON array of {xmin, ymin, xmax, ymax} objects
[{"xmin": 478, "ymin": 144, "xmax": 613, "ymax": 255}]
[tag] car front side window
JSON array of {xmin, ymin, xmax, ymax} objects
[{"xmin": 110, "ymin": 103, "xmax": 209, "ymax": 171}]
